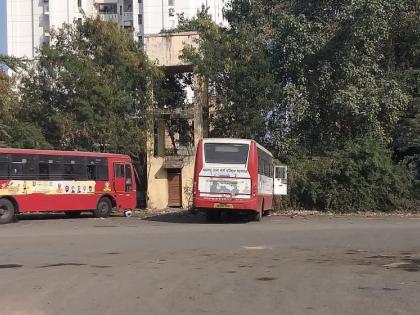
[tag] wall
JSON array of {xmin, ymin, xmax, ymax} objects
[
  {"xmin": 141, "ymin": 0, "xmax": 227, "ymax": 35},
  {"xmin": 49, "ymin": 0, "xmax": 86, "ymax": 31},
  {"xmin": 146, "ymin": 155, "xmax": 195, "ymax": 210},
  {"xmin": 144, "ymin": 32, "xmax": 199, "ymax": 68},
  {"xmin": 5, "ymin": 0, "xmax": 43, "ymax": 58}
]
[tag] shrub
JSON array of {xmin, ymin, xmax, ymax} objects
[{"xmin": 284, "ymin": 135, "xmax": 415, "ymax": 212}]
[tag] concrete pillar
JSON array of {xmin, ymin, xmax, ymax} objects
[
  {"xmin": 157, "ymin": 119, "xmax": 166, "ymax": 156},
  {"xmin": 193, "ymin": 75, "xmax": 209, "ymax": 146}
]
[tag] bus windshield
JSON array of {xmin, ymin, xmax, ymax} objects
[{"xmin": 204, "ymin": 143, "xmax": 249, "ymax": 164}]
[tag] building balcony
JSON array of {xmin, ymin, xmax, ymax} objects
[
  {"xmin": 98, "ymin": 13, "xmax": 118, "ymax": 23},
  {"xmin": 43, "ymin": 4, "xmax": 49, "ymax": 15},
  {"xmin": 123, "ymin": 12, "xmax": 133, "ymax": 19}
]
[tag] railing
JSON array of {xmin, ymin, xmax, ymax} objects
[
  {"xmin": 123, "ymin": 12, "xmax": 133, "ymax": 19},
  {"xmin": 98, "ymin": 14, "xmax": 118, "ymax": 22}
]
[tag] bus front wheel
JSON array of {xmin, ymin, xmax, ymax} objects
[
  {"xmin": 0, "ymin": 198, "xmax": 16, "ymax": 224},
  {"xmin": 94, "ymin": 198, "xmax": 112, "ymax": 218}
]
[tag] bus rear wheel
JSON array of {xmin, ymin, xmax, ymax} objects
[
  {"xmin": 0, "ymin": 198, "xmax": 16, "ymax": 224},
  {"xmin": 206, "ymin": 210, "xmax": 222, "ymax": 222},
  {"xmin": 94, "ymin": 198, "xmax": 112, "ymax": 218},
  {"xmin": 254, "ymin": 209, "xmax": 263, "ymax": 222}
]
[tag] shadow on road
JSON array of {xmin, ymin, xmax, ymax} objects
[
  {"xmin": 16, "ymin": 212, "xmax": 122, "ymax": 222},
  {"xmin": 144, "ymin": 210, "xmax": 253, "ymax": 224}
]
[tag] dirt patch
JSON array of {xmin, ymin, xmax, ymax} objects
[
  {"xmin": 382, "ymin": 287, "xmax": 400, "ymax": 291},
  {"xmin": 37, "ymin": 263, "xmax": 86, "ymax": 268},
  {"xmin": 0, "ymin": 264, "xmax": 22, "ymax": 269},
  {"xmin": 91, "ymin": 265, "xmax": 112, "ymax": 268},
  {"xmin": 256, "ymin": 277, "xmax": 277, "ymax": 282},
  {"xmin": 346, "ymin": 250, "xmax": 368, "ymax": 255},
  {"xmin": 367, "ymin": 255, "xmax": 396, "ymax": 259}
]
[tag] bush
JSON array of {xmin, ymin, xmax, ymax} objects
[{"xmin": 284, "ymin": 135, "xmax": 415, "ymax": 212}]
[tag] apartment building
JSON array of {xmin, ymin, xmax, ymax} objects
[
  {"xmin": 140, "ymin": 0, "xmax": 227, "ymax": 36},
  {"xmin": 0, "ymin": 0, "xmax": 226, "ymax": 59}
]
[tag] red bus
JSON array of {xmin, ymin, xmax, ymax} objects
[
  {"xmin": 192, "ymin": 138, "xmax": 287, "ymax": 222},
  {"xmin": 0, "ymin": 148, "xmax": 136, "ymax": 224}
]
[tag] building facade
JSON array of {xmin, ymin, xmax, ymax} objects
[
  {"xmin": 140, "ymin": 0, "xmax": 227, "ymax": 37},
  {"xmin": 0, "ymin": 0, "xmax": 226, "ymax": 59},
  {"xmin": 144, "ymin": 32, "xmax": 209, "ymax": 210}
]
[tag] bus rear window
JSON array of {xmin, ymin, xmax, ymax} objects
[{"xmin": 204, "ymin": 143, "xmax": 249, "ymax": 164}]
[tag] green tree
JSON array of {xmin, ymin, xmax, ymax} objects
[
  {"xmin": 18, "ymin": 17, "xmax": 159, "ymax": 157},
  {"xmin": 289, "ymin": 135, "xmax": 414, "ymax": 212},
  {"xmin": 182, "ymin": 0, "xmax": 415, "ymax": 158},
  {"xmin": 0, "ymin": 55, "xmax": 47, "ymax": 148}
]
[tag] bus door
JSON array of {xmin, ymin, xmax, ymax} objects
[
  {"xmin": 274, "ymin": 166, "xmax": 288, "ymax": 195},
  {"xmin": 113, "ymin": 163, "xmax": 133, "ymax": 193}
]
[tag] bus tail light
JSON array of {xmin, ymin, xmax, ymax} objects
[
  {"xmin": 193, "ymin": 180, "xmax": 198, "ymax": 196},
  {"xmin": 252, "ymin": 181, "xmax": 257, "ymax": 197}
]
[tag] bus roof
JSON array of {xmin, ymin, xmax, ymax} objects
[
  {"xmin": 202, "ymin": 138, "xmax": 273, "ymax": 157},
  {"xmin": 0, "ymin": 148, "xmax": 131, "ymax": 159}
]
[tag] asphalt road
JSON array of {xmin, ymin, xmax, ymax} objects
[{"xmin": 1, "ymin": 212, "xmax": 420, "ymax": 315}]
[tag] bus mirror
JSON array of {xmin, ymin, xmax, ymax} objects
[
  {"xmin": 274, "ymin": 166, "xmax": 288, "ymax": 196},
  {"xmin": 275, "ymin": 166, "xmax": 287, "ymax": 180}
]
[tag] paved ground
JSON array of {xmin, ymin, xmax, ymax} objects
[{"xmin": 1, "ymin": 212, "xmax": 420, "ymax": 315}]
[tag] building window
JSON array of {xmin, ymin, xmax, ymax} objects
[
  {"xmin": 124, "ymin": 0, "xmax": 132, "ymax": 12},
  {"xmin": 138, "ymin": 0, "xmax": 142, "ymax": 2},
  {"xmin": 138, "ymin": 14, "xmax": 143, "ymax": 24},
  {"xmin": 168, "ymin": 0, "xmax": 174, "ymax": 6},
  {"xmin": 98, "ymin": 4, "xmax": 117, "ymax": 14},
  {"xmin": 78, "ymin": 0, "xmax": 82, "ymax": 8}
]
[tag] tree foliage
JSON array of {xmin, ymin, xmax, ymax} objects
[
  {"xmin": 0, "ymin": 55, "xmax": 47, "ymax": 148},
  {"xmin": 17, "ymin": 18, "xmax": 158, "ymax": 157},
  {"xmin": 182, "ymin": 0, "xmax": 418, "ymax": 158},
  {"xmin": 288, "ymin": 135, "xmax": 414, "ymax": 212},
  {"xmin": 179, "ymin": 1, "xmax": 420, "ymax": 211}
]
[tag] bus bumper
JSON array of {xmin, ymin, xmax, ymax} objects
[{"xmin": 193, "ymin": 196, "xmax": 258, "ymax": 212}]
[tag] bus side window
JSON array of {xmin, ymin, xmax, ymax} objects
[
  {"xmin": 22, "ymin": 155, "xmax": 38, "ymax": 179},
  {"xmin": 0, "ymin": 155, "xmax": 10, "ymax": 179},
  {"xmin": 87, "ymin": 159, "xmax": 109, "ymax": 181},
  {"xmin": 10, "ymin": 155, "xmax": 28, "ymax": 179},
  {"xmin": 87, "ymin": 165, "xmax": 95, "ymax": 180},
  {"xmin": 63, "ymin": 157, "xmax": 87, "ymax": 180},
  {"xmin": 39, "ymin": 162, "xmax": 49, "ymax": 179},
  {"xmin": 114, "ymin": 164, "xmax": 125, "ymax": 178},
  {"xmin": 0, "ymin": 162, "xmax": 8, "ymax": 179},
  {"xmin": 49, "ymin": 158, "xmax": 64, "ymax": 180},
  {"xmin": 125, "ymin": 164, "xmax": 132, "ymax": 192},
  {"xmin": 264, "ymin": 160, "xmax": 269, "ymax": 177},
  {"xmin": 96, "ymin": 165, "xmax": 109, "ymax": 180}
]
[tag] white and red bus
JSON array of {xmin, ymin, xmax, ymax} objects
[
  {"xmin": 192, "ymin": 138, "xmax": 287, "ymax": 221},
  {"xmin": 0, "ymin": 148, "xmax": 137, "ymax": 224}
]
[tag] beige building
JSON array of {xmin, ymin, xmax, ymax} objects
[{"xmin": 144, "ymin": 32, "xmax": 209, "ymax": 210}]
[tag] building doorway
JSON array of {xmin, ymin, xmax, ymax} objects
[{"xmin": 167, "ymin": 169, "xmax": 182, "ymax": 207}]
